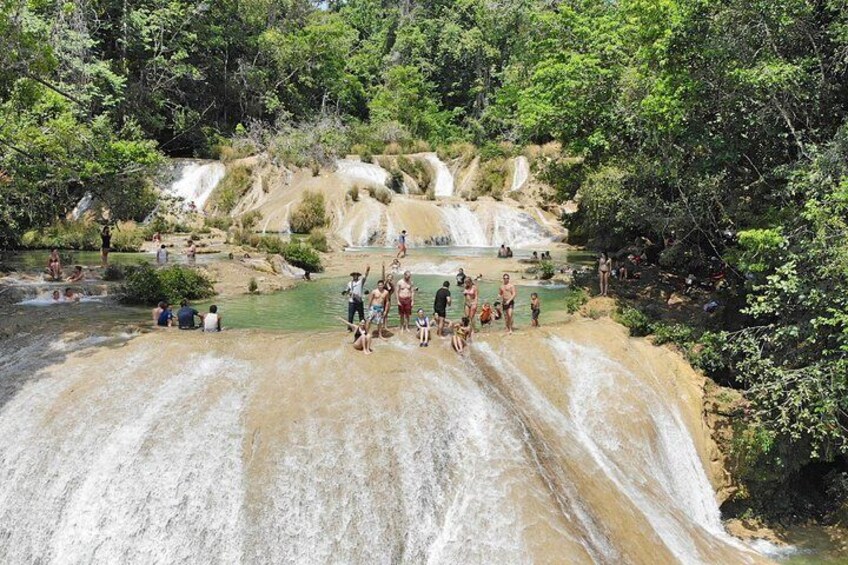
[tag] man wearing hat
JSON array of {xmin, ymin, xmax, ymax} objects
[{"xmin": 343, "ymin": 264, "xmax": 371, "ymax": 328}]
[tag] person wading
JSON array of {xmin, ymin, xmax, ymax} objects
[
  {"xmin": 499, "ymin": 273, "xmax": 517, "ymax": 335},
  {"xmin": 397, "ymin": 270, "xmax": 415, "ymax": 332},
  {"xmin": 433, "ymin": 281, "xmax": 452, "ymax": 337},
  {"xmin": 344, "ymin": 265, "xmax": 370, "ymax": 329}
]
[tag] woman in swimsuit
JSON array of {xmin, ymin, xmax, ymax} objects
[
  {"xmin": 452, "ymin": 316, "xmax": 472, "ymax": 353},
  {"xmin": 598, "ymin": 252, "xmax": 611, "ymax": 296},
  {"xmin": 339, "ymin": 318, "xmax": 373, "ymax": 354},
  {"xmin": 382, "ymin": 267, "xmax": 395, "ymax": 327},
  {"xmin": 463, "ymin": 278, "xmax": 479, "ymax": 329},
  {"xmin": 47, "ymin": 249, "xmax": 62, "ymax": 281}
]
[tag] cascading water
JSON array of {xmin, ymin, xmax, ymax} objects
[
  {"xmin": 160, "ymin": 160, "xmax": 227, "ymax": 209},
  {"xmin": 510, "ymin": 156, "xmax": 529, "ymax": 192},
  {"xmin": 69, "ymin": 193, "xmax": 95, "ymax": 220},
  {"xmin": 439, "ymin": 205, "xmax": 489, "ymax": 246},
  {"xmin": 0, "ymin": 326, "xmax": 768, "ymax": 564},
  {"xmin": 336, "ymin": 159, "xmax": 407, "ymax": 193},
  {"xmin": 488, "ymin": 205, "xmax": 553, "ymax": 247},
  {"xmin": 421, "ymin": 153, "xmax": 455, "ymax": 197}
]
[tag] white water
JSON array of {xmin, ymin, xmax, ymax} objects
[
  {"xmin": 0, "ymin": 325, "xmax": 768, "ymax": 563},
  {"xmin": 162, "ymin": 160, "xmax": 227, "ymax": 209},
  {"xmin": 439, "ymin": 205, "xmax": 489, "ymax": 246},
  {"xmin": 336, "ymin": 159, "xmax": 404, "ymax": 192},
  {"xmin": 439, "ymin": 204, "xmax": 553, "ymax": 247},
  {"xmin": 422, "ymin": 153, "xmax": 455, "ymax": 197},
  {"xmin": 510, "ymin": 156, "xmax": 530, "ymax": 192},
  {"xmin": 69, "ymin": 193, "xmax": 95, "ymax": 220}
]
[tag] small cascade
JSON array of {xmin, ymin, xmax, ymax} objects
[
  {"xmin": 422, "ymin": 153, "xmax": 455, "ymax": 197},
  {"xmin": 161, "ymin": 160, "xmax": 226, "ymax": 209},
  {"xmin": 439, "ymin": 205, "xmax": 488, "ymax": 246},
  {"xmin": 69, "ymin": 193, "xmax": 95, "ymax": 220},
  {"xmin": 261, "ymin": 202, "xmax": 292, "ymax": 235},
  {"xmin": 510, "ymin": 156, "xmax": 529, "ymax": 192},
  {"xmin": 338, "ymin": 199, "xmax": 386, "ymax": 246},
  {"xmin": 336, "ymin": 159, "xmax": 395, "ymax": 190},
  {"xmin": 488, "ymin": 205, "xmax": 552, "ymax": 248}
]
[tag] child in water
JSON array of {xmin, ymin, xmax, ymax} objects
[
  {"xmin": 530, "ymin": 293, "xmax": 541, "ymax": 327},
  {"xmin": 415, "ymin": 308, "xmax": 432, "ymax": 347},
  {"xmin": 479, "ymin": 302, "xmax": 493, "ymax": 326}
]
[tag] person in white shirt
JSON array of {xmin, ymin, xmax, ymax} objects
[
  {"xmin": 343, "ymin": 265, "xmax": 370, "ymax": 328},
  {"xmin": 203, "ymin": 305, "xmax": 222, "ymax": 332}
]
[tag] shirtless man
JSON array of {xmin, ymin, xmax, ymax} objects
[
  {"xmin": 463, "ymin": 277, "xmax": 479, "ymax": 330},
  {"xmin": 499, "ymin": 273, "xmax": 517, "ymax": 334},
  {"xmin": 186, "ymin": 239, "xmax": 197, "ymax": 265},
  {"xmin": 396, "ymin": 271, "xmax": 415, "ymax": 332},
  {"xmin": 367, "ymin": 280, "xmax": 389, "ymax": 338}
]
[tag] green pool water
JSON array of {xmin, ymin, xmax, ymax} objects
[
  {"xmin": 1, "ymin": 250, "xmax": 222, "ymax": 273},
  {"xmin": 345, "ymin": 246, "xmax": 596, "ymax": 265},
  {"xmin": 194, "ymin": 275, "xmax": 569, "ymax": 332}
]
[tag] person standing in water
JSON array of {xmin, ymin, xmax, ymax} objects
[
  {"xmin": 397, "ymin": 230, "xmax": 408, "ymax": 259},
  {"xmin": 186, "ymin": 239, "xmax": 197, "ymax": 265},
  {"xmin": 499, "ymin": 273, "xmax": 517, "ymax": 334},
  {"xmin": 396, "ymin": 270, "xmax": 415, "ymax": 332},
  {"xmin": 382, "ymin": 266, "xmax": 395, "ymax": 327},
  {"xmin": 344, "ymin": 265, "xmax": 371, "ymax": 327},
  {"xmin": 463, "ymin": 277, "xmax": 479, "ymax": 330},
  {"xmin": 433, "ymin": 281, "xmax": 452, "ymax": 337},
  {"xmin": 367, "ymin": 280, "xmax": 389, "ymax": 338},
  {"xmin": 530, "ymin": 292, "xmax": 541, "ymax": 327},
  {"xmin": 157, "ymin": 244, "xmax": 168, "ymax": 265},
  {"xmin": 47, "ymin": 249, "xmax": 62, "ymax": 281},
  {"xmin": 338, "ymin": 318, "xmax": 373, "ymax": 354},
  {"xmin": 598, "ymin": 251, "xmax": 611, "ymax": 296},
  {"xmin": 456, "ymin": 268, "xmax": 467, "ymax": 287},
  {"xmin": 100, "ymin": 225, "xmax": 111, "ymax": 267}
]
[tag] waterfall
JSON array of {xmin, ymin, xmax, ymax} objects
[
  {"xmin": 421, "ymin": 153, "xmax": 455, "ymax": 197},
  {"xmin": 69, "ymin": 193, "xmax": 94, "ymax": 220},
  {"xmin": 439, "ymin": 205, "xmax": 489, "ymax": 246},
  {"xmin": 510, "ymin": 156, "xmax": 529, "ymax": 192},
  {"xmin": 336, "ymin": 159, "xmax": 408, "ymax": 193},
  {"xmin": 439, "ymin": 203, "xmax": 553, "ymax": 247},
  {"xmin": 161, "ymin": 160, "xmax": 227, "ymax": 209},
  {"xmin": 0, "ymin": 328, "xmax": 766, "ymax": 563},
  {"xmin": 338, "ymin": 199, "xmax": 386, "ymax": 246}
]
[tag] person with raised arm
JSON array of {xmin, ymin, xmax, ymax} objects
[
  {"xmin": 343, "ymin": 265, "xmax": 371, "ymax": 327},
  {"xmin": 338, "ymin": 318, "xmax": 373, "ymax": 354}
]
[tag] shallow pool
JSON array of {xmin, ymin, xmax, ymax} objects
[
  {"xmin": 194, "ymin": 274, "xmax": 568, "ymax": 332},
  {"xmin": 0, "ymin": 250, "xmax": 222, "ymax": 273},
  {"xmin": 345, "ymin": 246, "xmax": 596, "ymax": 264}
]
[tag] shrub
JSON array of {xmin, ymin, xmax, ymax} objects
[
  {"xmin": 240, "ymin": 210, "xmax": 263, "ymax": 229},
  {"xmin": 564, "ymin": 287, "xmax": 589, "ymax": 314},
  {"xmin": 257, "ymin": 235, "xmax": 286, "ymax": 254},
  {"xmin": 348, "ymin": 185, "xmax": 360, "ymax": 202},
  {"xmin": 350, "ymin": 143, "xmax": 368, "ymax": 157},
  {"xmin": 650, "ymin": 322, "xmax": 695, "ymax": 346},
  {"xmin": 384, "ymin": 142, "xmax": 402, "ymax": 155},
  {"xmin": 205, "ymin": 215, "xmax": 233, "ymax": 231},
  {"xmin": 410, "ymin": 140, "xmax": 431, "ymax": 153},
  {"xmin": 19, "ymin": 220, "xmax": 99, "ymax": 250},
  {"xmin": 282, "ymin": 242, "xmax": 323, "ymax": 273},
  {"xmin": 120, "ymin": 264, "xmax": 215, "ymax": 304},
  {"xmin": 110, "ymin": 221, "xmax": 144, "ymax": 252},
  {"xmin": 248, "ymin": 277, "xmax": 258, "ymax": 294},
  {"xmin": 539, "ymin": 260, "xmax": 556, "ymax": 280},
  {"xmin": 396, "ymin": 155, "xmax": 432, "ymax": 191},
  {"xmin": 367, "ymin": 185, "xmax": 393, "ymax": 205},
  {"xmin": 614, "ymin": 306, "xmax": 652, "ymax": 336},
  {"xmin": 307, "ymin": 228, "xmax": 329, "ymax": 252},
  {"xmin": 289, "ymin": 190, "xmax": 327, "ymax": 233},
  {"xmin": 474, "ymin": 158, "xmax": 507, "ymax": 199},
  {"xmin": 361, "ymin": 150, "xmax": 373, "ymax": 163},
  {"xmin": 211, "ymin": 164, "xmax": 252, "ymax": 213},
  {"xmin": 102, "ymin": 264, "xmax": 125, "ymax": 281},
  {"xmin": 386, "ymin": 169, "xmax": 404, "ymax": 193}
]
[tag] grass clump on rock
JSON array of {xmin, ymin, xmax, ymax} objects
[{"xmin": 289, "ymin": 190, "xmax": 327, "ymax": 233}]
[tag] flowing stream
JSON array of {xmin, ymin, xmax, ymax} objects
[{"xmin": 160, "ymin": 159, "xmax": 227, "ymax": 209}]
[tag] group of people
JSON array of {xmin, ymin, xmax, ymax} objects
[
  {"xmin": 496, "ymin": 245, "xmax": 514, "ymax": 258},
  {"xmin": 152, "ymin": 300, "xmax": 222, "ymax": 332},
  {"xmin": 341, "ymin": 263, "xmax": 539, "ymax": 355}
]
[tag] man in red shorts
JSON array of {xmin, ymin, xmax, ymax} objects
[{"xmin": 397, "ymin": 270, "xmax": 415, "ymax": 332}]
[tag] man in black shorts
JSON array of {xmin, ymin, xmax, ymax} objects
[{"xmin": 433, "ymin": 281, "xmax": 452, "ymax": 337}]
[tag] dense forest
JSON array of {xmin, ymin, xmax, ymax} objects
[{"xmin": 2, "ymin": 0, "xmax": 848, "ymax": 516}]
